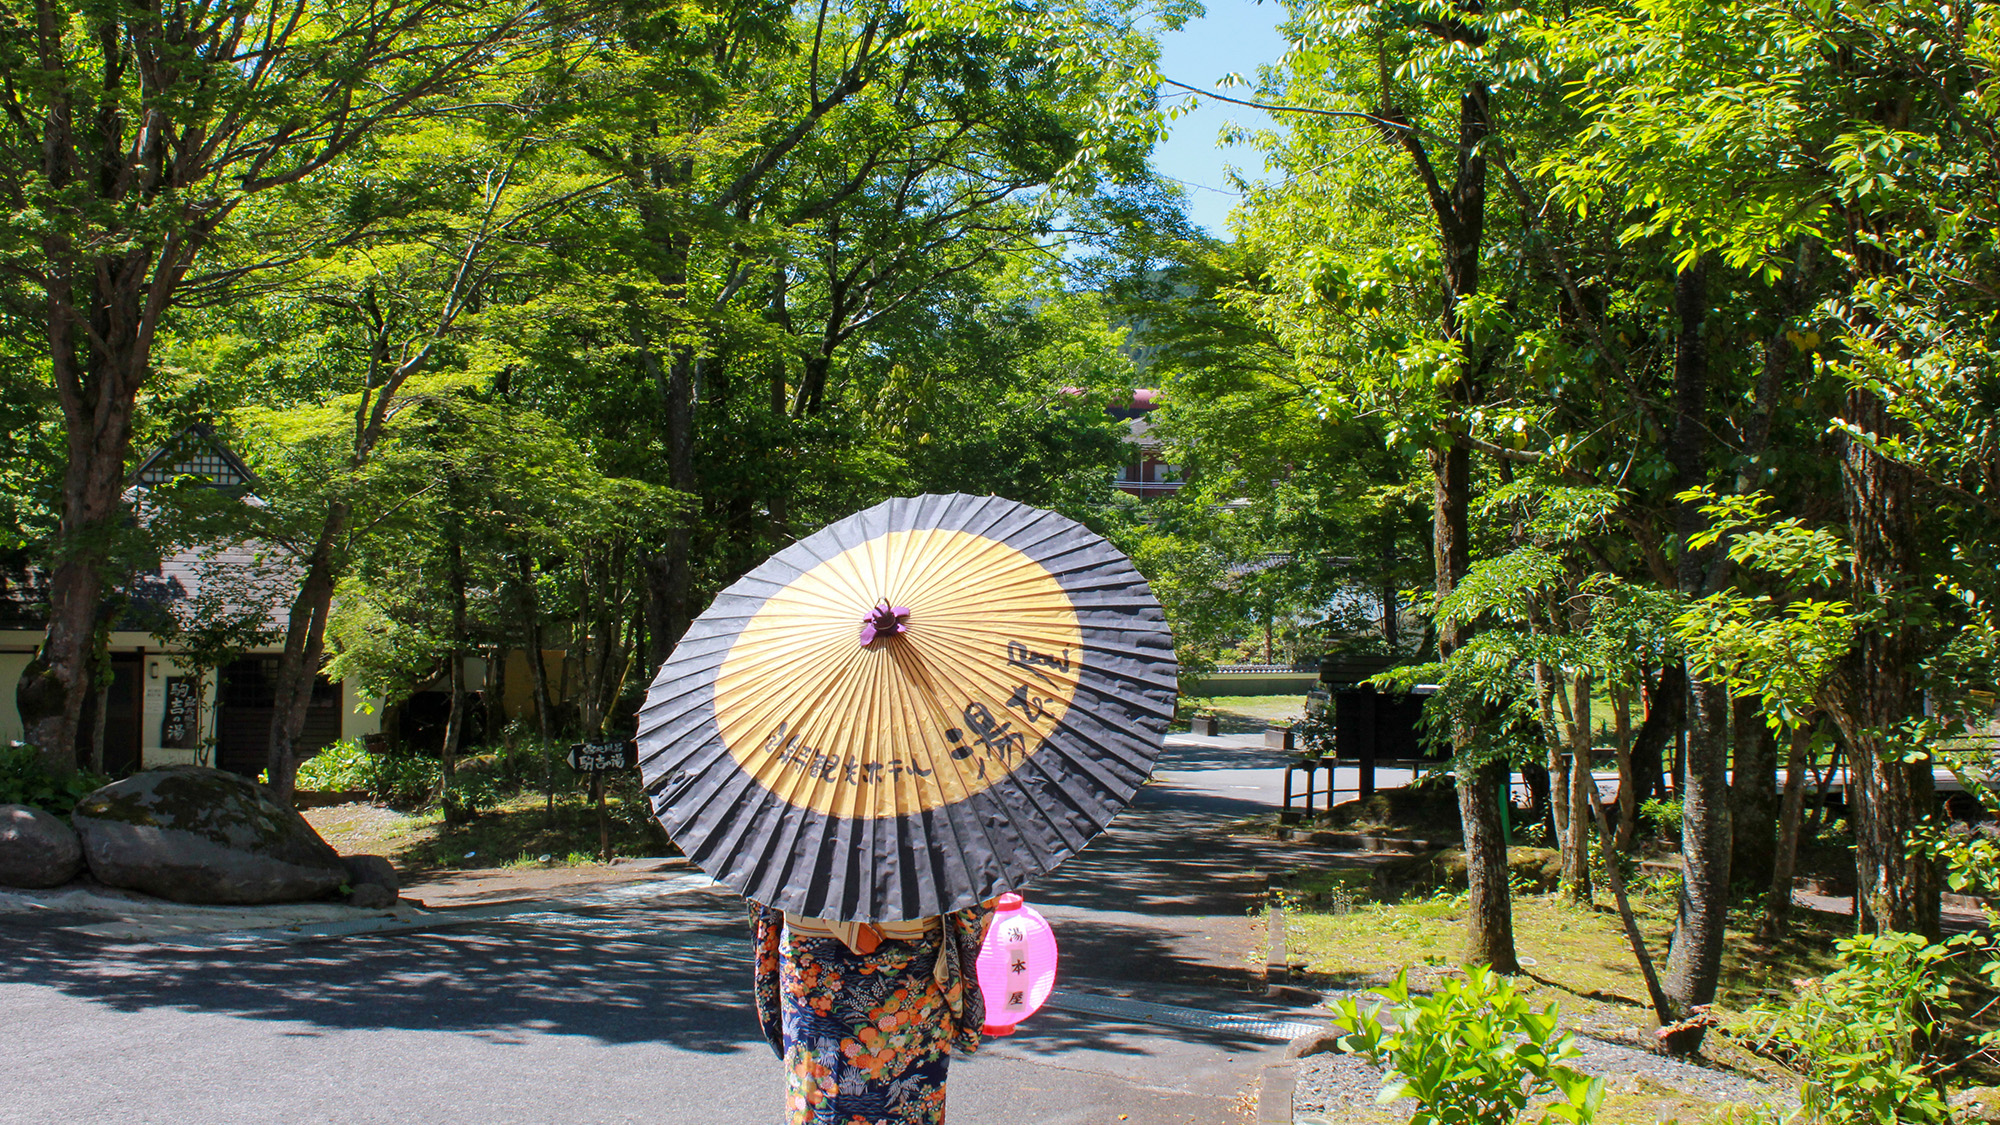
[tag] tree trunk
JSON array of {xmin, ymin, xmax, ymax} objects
[
  {"xmin": 27, "ymin": 222, "xmax": 168, "ymax": 776},
  {"xmin": 1761, "ymin": 724, "xmax": 1813, "ymax": 938},
  {"xmin": 1663, "ymin": 676, "xmax": 1730, "ymax": 1055},
  {"xmin": 1587, "ymin": 768, "xmax": 1675, "ymax": 1027},
  {"xmin": 1423, "ymin": 78, "xmax": 1514, "ymax": 973},
  {"xmin": 591, "ymin": 768, "xmax": 611, "ymax": 862},
  {"xmin": 87, "ymin": 678, "xmax": 109, "ymax": 775},
  {"xmin": 1525, "ymin": 760, "xmax": 1554, "ymax": 843},
  {"xmin": 485, "ymin": 644, "xmax": 507, "ymax": 746},
  {"xmin": 1629, "ymin": 662, "xmax": 1686, "ymax": 817},
  {"xmin": 1832, "ymin": 388, "xmax": 1940, "ymax": 940},
  {"xmin": 440, "ymin": 536, "xmax": 469, "ymax": 789},
  {"xmin": 1537, "ymin": 662, "xmax": 1568, "ymax": 834},
  {"xmin": 1662, "ymin": 260, "xmax": 1729, "ymax": 1057},
  {"xmin": 1565, "ymin": 676, "xmax": 1595, "ymax": 905},
  {"xmin": 1730, "ymin": 696, "xmax": 1778, "ymax": 892},
  {"xmin": 27, "ymin": 412, "xmax": 138, "ymax": 774},
  {"xmin": 1614, "ymin": 686, "xmax": 1637, "ymax": 851},
  {"xmin": 1458, "ymin": 757, "xmax": 1517, "ymax": 964},
  {"xmin": 642, "ymin": 343, "xmax": 700, "ymax": 668},
  {"xmin": 520, "ymin": 556, "xmax": 558, "ymax": 829},
  {"xmin": 1809, "ymin": 740, "xmax": 1842, "ymax": 839},
  {"xmin": 267, "ymin": 505, "xmax": 347, "ymax": 805},
  {"xmin": 1380, "ymin": 542, "xmax": 1399, "ymax": 649},
  {"xmin": 518, "ymin": 555, "xmax": 555, "ymax": 741},
  {"xmin": 1438, "ymin": 438, "xmax": 1518, "ymax": 971}
]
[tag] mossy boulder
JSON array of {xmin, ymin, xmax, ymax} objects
[
  {"xmin": 1427, "ymin": 846, "xmax": 1564, "ymax": 893},
  {"xmin": 0, "ymin": 803, "xmax": 84, "ymax": 888},
  {"xmin": 1324, "ymin": 781, "xmax": 1464, "ymax": 837},
  {"xmin": 71, "ymin": 768, "xmax": 347, "ymax": 904}
]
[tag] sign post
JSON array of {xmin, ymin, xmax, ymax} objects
[{"xmin": 568, "ymin": 741, "xmax": 637, "ymax": 862}]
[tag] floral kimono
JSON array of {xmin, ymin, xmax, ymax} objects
[{"xmin": 750, "ymin": 902, "xmax": 991, "ymax": 1125}]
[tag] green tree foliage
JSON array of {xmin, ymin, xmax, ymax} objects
[{"xmin": 0, "ymin": 0, "xmax": 539, "ymax": 772}]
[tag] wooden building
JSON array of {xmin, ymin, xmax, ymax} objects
[{"xmin": 0, "ymin": 429, "xmax": 380, "ymax": 776}]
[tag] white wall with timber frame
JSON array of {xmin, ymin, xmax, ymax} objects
[{"xmin": 0, "ymin": 630, "xmax": 381, "ymax": 772}]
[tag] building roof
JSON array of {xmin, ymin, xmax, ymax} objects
[
  {"xmin": 129, "ymin": 425, "xmax": 261, "ymax": 492},
  {"xmin": 3, "ymin": 428, "xmax": 296, "ymax": 640}
]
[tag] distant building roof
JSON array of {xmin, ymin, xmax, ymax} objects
[
  {"xmin": 1106, "ymin": 388, "xmax": 1159, "ymax": 420},
  {"xmin": 129, "ymin": 425, "xmax": 260, "ymax": 492},
  {"xmin": 3, "ymin": 427, "xmax": 294, "ymax": 638}
]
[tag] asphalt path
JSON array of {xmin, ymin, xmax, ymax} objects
[{"xmin": 0, "ymin": 735, "xmax": 1314, "ymax": 1125}]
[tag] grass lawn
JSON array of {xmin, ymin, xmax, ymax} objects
[
  {"xmin": 306, "ymin": 787, "xmax": 676, "ymax": 874},
  {"xmin": 1186, "ymin": 692, "xmax": 1311, "ymax": 733},
  {"xmin": 1277, "ymin": 878, "xmax": 1873, "ymax": 1122}
]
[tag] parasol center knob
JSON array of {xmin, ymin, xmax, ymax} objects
[{"xmin": 858, "ymin": 601, "xmax": 911, "ymax": 647}]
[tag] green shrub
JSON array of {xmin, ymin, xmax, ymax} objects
[
  {"xmin": 367, "ymin": 755, "xmax": 442, "ymax": 806},
  {"xmin": 1736, "ymin": 931, "xmax": 1952, "ymax": 1125},
  {"xmin": 1638, "ymin": 796, "xmax": 1683, "ymax": 843},
  {"xmin": 1330, "ymin": 966, "xmax": 1602, "ymax": 1125},
  {"xmin": 296, "ymin": 739, "xmax": 440, "ymax": 806},
  {"xmin": 295, "ymin": 739, "xmax": 371, "ymax": 791},
  {"xmin": 441, "ymin": 774, "xmax": 503, "ymax": 822},
  {"xmin": 1295, "ymin": 704, "xmax": 1336, "ymax": 755},
  {"xmin": 0, "ymin": 742, "xmax": 108, "ymax": 817}
]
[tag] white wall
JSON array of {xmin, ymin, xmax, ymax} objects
[
  {"xmin": 0, "ymin": 633, "xmax": 381, "ymax": 766},
  {"xmin": 0, "ymin": 651, "xmax": 29, "ymax": 744},
  {"xmin": 341, "ymin": 677, "xmax": 383, "ymax": 742}
]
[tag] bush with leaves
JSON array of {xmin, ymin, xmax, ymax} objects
[
  {"xmin": 0, "ymin": 742, "xmax": 107, "ymax": 816},
  {"xmin": 295, "ymin": 740, "xmax": 441, "ymax": 807},
  {"xmin": 1329, "ymin": 966, "xmax": 1603, "ymax": 1125},
  {"xmin": 1735, "ymin": 931, "xmax": 1953, "ymax": 1125}
]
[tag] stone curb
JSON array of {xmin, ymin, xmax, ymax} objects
[{"xmin": 1258, "ymin": 1059, "xmax": 1298, "ymax": 1125}]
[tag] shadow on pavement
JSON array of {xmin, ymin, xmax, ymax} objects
[
  {"xmin": 1154, "ymin": 739, "xmax": 1295, "ymax": 772},
  {"xmin": 0, "ymin": 887, "xmax": 1244, "ymax": 1059},
  {"xmin": 0, "ymin": 892, "xmax": 760, "ymax": 1053},
  {"xmin": 0, "ymin": 735, "xmax": 1324, "ymax": 1065}
]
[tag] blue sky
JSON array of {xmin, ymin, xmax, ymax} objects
[{"xmin": 1149, "ymin": 0, "xmax": 1291, "ymax": 238}]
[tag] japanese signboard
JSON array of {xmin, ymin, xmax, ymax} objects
[
  {"xmin": 160, "ymin": 676, "xmax": 200, "ymax": 750},
  {"xmin": 568, "ymin": 741, "xmax": 637, "ymax": 772}
]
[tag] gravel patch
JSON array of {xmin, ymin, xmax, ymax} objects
[
  {"xmin": 1293, "ymin": 1052, "xmax": 1400, "ymax": 1124},
  {"xmin": 1567, "ymin": 1033, "xmax": 1771, "ymax": 1103}
]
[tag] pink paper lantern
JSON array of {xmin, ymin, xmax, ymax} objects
[{"xmin": 976, "ymin": 893, "xmax": 1058, "ymax": 1036}]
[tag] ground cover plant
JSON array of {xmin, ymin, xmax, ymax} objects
[
  {"xmin": 1273, "ymin": 847, "xmax": 2000, "ymax": 1123},
  {"xmin": 1180, "ymin": 692, "xmax": 1309, "ymax": 733},
  {"xmin": 0, "ymin": 742, "xmax": 107, "ymax": 817},
  {"xmin": 297, "ymin": 737, "xmax": 671, "ymax": 871},
  {"xmin": 305, "ymin": 781, "xmax": 670, "ymax": 875}
]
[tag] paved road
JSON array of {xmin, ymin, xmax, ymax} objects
[{"xmin": 0, "ymin": 735, "xmax": 1318, "ymax": 1125}]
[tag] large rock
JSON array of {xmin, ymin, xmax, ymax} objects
[
  {"xmin": 1428, "ymin": 846, "xmax": 1564, "ymax": 893},
  {"xmin": 341, "ymin": 854, "xmax": 399, "ymax": 894},
  {"xmin": 0, "ymin": 803, "xmax": 85, "ymax": 888},
  {"xmin": 71, "ymin": 768, "xmax": 347, "ymax": 904}
]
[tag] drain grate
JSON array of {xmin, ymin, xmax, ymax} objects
[
  {"xmin": 157, "ymin": 874, "xmax": 725, "ymax": 948},
  {"xmin": 1044, "ymin": 989, "xmax": 1323, "ymax": 1041}
]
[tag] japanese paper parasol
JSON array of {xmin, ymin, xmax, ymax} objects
[{"xmin": 635, "ymin": 493, "xmax": 1176, "ymax": 922}]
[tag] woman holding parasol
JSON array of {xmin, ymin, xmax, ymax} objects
[{"xmin": 636, "ymin": 494, "xmax": 1176, "ymax": 1123}]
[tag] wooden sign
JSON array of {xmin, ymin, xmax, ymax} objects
[
  {"xmin": 160, "ymin": 676, "xmax": 201, "ymax": 749},
  {"xmin": 568, "ymin": 741, "xmax": 636, "ymax": 772}
]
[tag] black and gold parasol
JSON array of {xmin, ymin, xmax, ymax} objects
[{"xmin": 635, "ymin": 493, "xmax": 1176, "ymax": 922}]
